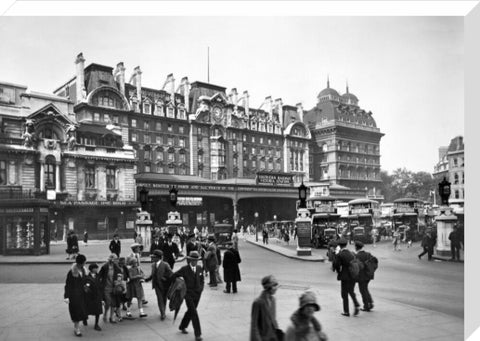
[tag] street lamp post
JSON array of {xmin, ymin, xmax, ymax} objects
[{"xmin": 254, "ymin": 212, "xmax": 259, "ymax": 242}]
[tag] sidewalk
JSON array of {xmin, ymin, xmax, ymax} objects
[{"xmin": 244, "ymin": 234, "xmax": 326, "ymax": 262}]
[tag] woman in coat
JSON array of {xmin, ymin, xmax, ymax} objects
[
  {"xmin": 205, "ymin": 245, "xmax": 218, "ymax": 287},
  {"xmin": 222, "ymin": 241, "xmax": 241, "ymax": 293},
  {"xmin": 64, "ymin": 254, "xmax": 88, "ymax": 337},
  {"xmin": 84, "ymin": 263, "xmax": 103, "ymax": 331},
  {"xmin": 284, "ymin": 291, "xmax": 327, "ymax": 341}
]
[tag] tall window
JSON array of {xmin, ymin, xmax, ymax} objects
[
  {"xmin": 168, "ymin": 124, "xmax": 173, "ymax": 132},
  {"xmin": 179, "ymin": 126, "xmax": 185, "ymax": 134},
  {"xmin": 144, "ymin": 134, "xmax": 151, "ymax": 144},
  {"xmin": 155, "ymin": 103, "xmax": 164, "ymax": 116},
  {"xmin": 167, "ymin": 106, "xmax": 175, "ymax": 118},
  {"xmin": 131, "ymin": 133, "xmax": 137, "ymax": 142},
  {"xmin": 179, "ymin": 137, "xmax": 185, "ymax": 148},
  {"xmin": 168, "ymin": 151, "xmax": 175, "ymax": 162},
  {"xmin": 144, "ymin": 149, "xmax": 151, "ymax": 161},
  {"xmin": 0, "ymin": 161, "xmax": 6, "ymax": 185},
  {"xmin": 179, "ymin": 153, "xmax": 186, "ymax": 163},
  {"xmin": 131, "ymin": 119, "xmax": 137, "ymax": 128},
  {"xmin": 453, "ymin": 158, "xmax": 458, "ymax": 167},
  {"xmin": 454, "ymin": 173, "xmax": 459, "ymax": 184},
  {"xmin": 144, "ymin": 103, "xmax": 151, "ymax": 115},
  {"xmin": 156, "ymin": 149, "xmax": 164, "ymax": 161},
  {"xmin": 144, "ymin": 121, "xmax": 150, "ymax": 130},
  {"xmin": 45, "ymin": 157, "xmax": 55, "ymax": 188},
  {"xmin": 106, "ymin": 167, "xmax": 116, "ymax": 189},
  {"xmin": 85, "ymin": 166, "xmax": 95, "ymax": 189}
]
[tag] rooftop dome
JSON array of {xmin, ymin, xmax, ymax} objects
[
  {"xmin": 317, "ymin": 77, "xmax": 340, "ymax": 99},
  {"xmin": 341, "ymin": 84, "xmax": 358, "ymax": 104}
]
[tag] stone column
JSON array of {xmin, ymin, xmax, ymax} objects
[
  {"xmin": 435, "ymin": 207, "xmax": 457, "ymax": 257},
  {"xmin": 55, "ymin": 163, "xmax": 61, "ymax": 192},
  {"xmin": 75, "ymin": 53, "xmax": 86, "ymax": 103},
  {"xmin": 232, "ymin": 198, "xmax": 239, "ymax": 230},
  {"xmin": 40, "ymin": 162, "xmax": 45, "ymax": 192}
]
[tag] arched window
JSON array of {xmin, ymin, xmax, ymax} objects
[
  {"xmin": 44, "ymin": 156, "xmax": 56, "ymax": 188},
  {"xmin": 39, "ymin": 127, "xmax": 59, "ymax": 140}
]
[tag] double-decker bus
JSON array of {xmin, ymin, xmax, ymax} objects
[
  {"xmin": 392, "ymin": 198, "xmax": 426, "ymax": 242},
  {"xmin": 347, "ymin": 199, "xmax": 381, "ymax": 243},
  {"xmin": 307, "ymin": 196, "xmax": 340, "ymax": 248}
]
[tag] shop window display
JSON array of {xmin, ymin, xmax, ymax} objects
[{"xmin": 6, "ymin": 217, "xmax": 35, "ymax": 249}]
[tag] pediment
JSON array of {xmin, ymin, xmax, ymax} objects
[{"xmin": 27, "ymin": 103, "xmax": 75, "ymax": 127}]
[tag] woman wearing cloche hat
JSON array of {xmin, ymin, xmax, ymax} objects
[{"xmin": 284, "ymin": 291, "xmax": 328, "ymax": 341}]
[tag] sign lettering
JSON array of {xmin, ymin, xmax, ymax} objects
[
  {"xmin": 351, "ymin": 208, "xmax": 370, "ymax": 214},
  {"xmin": 255, "ymin": 172, "xmax": 294, "ymax": 187},
  {"xmin": 296, "ymin": 221, "xmax": 311, "ymax": 247}
]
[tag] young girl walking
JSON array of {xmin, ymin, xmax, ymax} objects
[{"xmin": 126, "ymin": 257, "xmax": 148, "ymax": 318}]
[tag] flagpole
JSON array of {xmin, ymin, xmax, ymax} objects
[
  {"xmin": 207, "ymin": 46, "xmax": 210, "ymax": 83},
  {"xmin": 432, "ymin": 190, "xmax": 436, "ymax": 206}
]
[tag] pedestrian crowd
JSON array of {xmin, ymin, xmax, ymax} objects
[{"xmin": 63, "ymin": 231, "xmax": 242, "ymax": 341}]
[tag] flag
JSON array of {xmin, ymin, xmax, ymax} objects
[{"xmin": 429, "ymin": 190, "xmax": 435, "ymax": 196}]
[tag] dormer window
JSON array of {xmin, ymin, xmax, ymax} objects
[
  {"xmin": 99, "ymin": 96, "xmax": 115, "ymax": 108},
  {"xmin": 178, "ymin": 108, "xmax": 186, "ymax": 120},
  {"xmin": 144, "ymin": 103, "xmax": 151, "ymax": 115},
  {"xmin": 167, "ymin": 105, "xmax": 175, "ymax": 118},
  {"xmin": 155, "ymin": 102, "xmax": 164, "ymax": 116}
]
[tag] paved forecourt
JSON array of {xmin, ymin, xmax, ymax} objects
[{"xmin": 0, "ymin": 236, "xmax": 463, "ymax": 341}]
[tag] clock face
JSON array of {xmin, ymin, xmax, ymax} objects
[{"xmin": 213, "ymin": 107, "xmax": 223, "ymax": 122}]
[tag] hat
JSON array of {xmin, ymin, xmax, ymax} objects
[
  {"xmin": 299, "ymin": 291, "xmax": 320, "ymax": 311},
  {"xmin": 152, "ymin": 250, "xmax": 163, "ymax": 258},
  {"xmin": 131, "ymin": 242, "xmax": 142, "ymax": 249},
  {"xmin": 187, "ymin": 251, "xmax": 201, "ymax": 260},
  {"xmin": 188, "ymin": 233, "xmax": 196, "ymax": 239},
  {"xmin": 113, "ymin": 233, "xmax": 119, "ymax": 238},
  {"xmin": 337, "ymin": 238, "xmax": 348, "ymax": 246},
  {"xmin": 166, "ymin": 233, "xmax": 173, "ymax": 239},
  {"xmin": 207, "ymin": 234, "xmax": 216, "ymax": 242},
  {"xmin": 225, "ymin": 241, "xmax": 234, "ymax": 247},
  {"xmin": 88, "ymin": 263, "xmax": 99, "ymax": 271},
  {"xmin": 261, "ymin": 275, "xmax": 279, "ymax": 290},
  {"xmin": 75, "ymin": 254, "xmax": 87, "ymax": 265},
  {"xmin": 108, "ymin": 253, "xmax": 118, "ymax": 261},
  {"xmin": 355, "ymin": 241, "xmax": 364, "ymax": 249}
]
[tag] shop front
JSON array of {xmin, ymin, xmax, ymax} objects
[{"xmin": 0, "ymin": 200, "xmax": 51, "ymax": 255}]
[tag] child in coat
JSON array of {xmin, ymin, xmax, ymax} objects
[{"xmin": 126, "ymin": 257, "xmax": 147, "ymax": 318}]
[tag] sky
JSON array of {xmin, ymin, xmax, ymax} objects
[{"xmin": 0, "ymin": 15, "xmax": 464, "ymax": 173}]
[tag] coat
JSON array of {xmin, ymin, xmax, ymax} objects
[
  {"xmin": 126, "ymin": 266, "xmax": 145, "ymax": 299},
  {"xmin": 150, "ymin": 240, "xmax": 163, "ymax": 255},
  {"xmin": 205, "ymin": 246, "xmax": 218, "ymax": 271},
  {"xmin": 172, "ymin": 263, "xmax": 204, "ymax": 299},
  {"xmin": 167, "ymin": 277, "xmax": 187, "ymax": 314},
  {"xmin": 84, "ymin": 273, "xmax": 103, "ymax": 316},
  {"xmin": 333, "ymin": 248, "xmax": 355, "ymax": 281},
  {"xmin": 250, "ymin": 290, "xmax": 278, "ymax": 341},
  {"xmin": 98, "ymin": 262, "xmax": 122, "ymax": 292},
  {"xmin": 148, "ymin": 260, "xmax": 173, "ymax": 292},
  {"xmin": 355, "ymin": 250, "xmax": 373, "ymax": 281},
  {"xmin": 223, "ymin": 248, "xmax": 241, "ymax": 283},
  {"xmin": 284, "ymin": 310, "xmax": 326, "ymax": 341},
  {"xmin": 162, "ymin": 242, "xmax": 180, "ymax": 269},
  {"xmin": 109, "ymin": 239, "xmax": 121, "ymax": 256},
  {"xmin": 64, "ymin": 264, "xmax": 88, "ymax": 322}
]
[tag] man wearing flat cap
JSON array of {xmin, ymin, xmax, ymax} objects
[
  {"xmin": 145, "ymin": 250, "xmax": 173, "ymax": 320},
  {"xmin": 332, "ymin": 238, "xmax": 360, "ymax": 317},
  {"xmin": 250, "ymin": 275, "xmax": 281, "ymax": 341},
  {"xmin": 172, "ymin": 250, "xmax": 205, "ymax": 341},
  {"xmin": 354, "ymin": 241, "xmax": 375, "ymax": 312}
]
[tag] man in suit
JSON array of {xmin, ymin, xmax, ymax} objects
[
  {"xmin": 109, "ymin": 234, "xmax": 121, "ymax": 257},
  {"xmin": 354, "ymin": 241, "xmax": 374, "ymax": 312},
  {"xmin": 333, "ymin": 238, "xmax": 360, "ymax": 317},
  {"xmin": 250, "ymin": 275, "xmax": 280, "ymax": 341},
  {"xmin": 162, "ymin": 233, "xmax": 180, "ymax": 270},
  {"xmin": 173, "ymin": 251, "xmax": 204, "ymax": 341},
  {"xmin": 150, "ymin": 235, "xmax": 163, "ymax": 255},
  {"xmin": 145, "ymin": 250, "xmax": 173, "ymax": 320}
]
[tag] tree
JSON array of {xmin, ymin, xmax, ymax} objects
[{"xmin": 381, "ymin": 168, "xmax": 435, "ymax": 202}]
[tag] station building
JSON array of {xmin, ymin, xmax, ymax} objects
[{"xmin": 0, "ymin": 53, "xmax": 384, "ymax": 252}]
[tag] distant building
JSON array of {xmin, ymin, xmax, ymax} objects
[
  {"xmin": 433, "ymin": 135, "xmax": 464, "ymax": 201},
  {"xmin": 304, "ymin": 79, "xmax": 384, "ymax": 201}
]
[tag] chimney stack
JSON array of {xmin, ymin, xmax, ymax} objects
[
  {"xmin": 181, "ymin": 77, "xmax": 190, "ymax": 112},
  {"xmin": 113, "ymin": 62, "xmax": 126, "ymax": 95},
  {"xmin": 296, "ymin": 102, "xmax": 304, "ymax": 122},
  {"xmin": 265, "ymin": 96, "xmax": 273, "ymax": 120},
  {"xmin": 134, "ymin": 66, "xmax": 142, "ymax": 102},
  {"xmin": 75, "ymin": 53, "xmax": 86, "ymax": 103},
  {"xmin": 275, "ymin": 98, "xmax": 283, "ymax": 126},
  {"xmin": 243, "ymin": 90, "xmax": 249, "ymax": 115},
  {"xmin": 231, "ymin": 88, "xmax": 238, "ymax": 106}
]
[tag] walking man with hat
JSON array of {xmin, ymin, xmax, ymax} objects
[
  {"xmin": 162, "ymin": 233, "xmax": 180, "ymax": 270},
  {"xmin": 354, "ymin": 241, "xmax": 374, "ymax": 312},
  {"xmin": 173, "ymin": 250, "xmax": 205, "ymax": 341},
  {"xmin": 332, "ymin": 238, "xmax": 360, "ymax": 317},
  {"xmin": 145, "ymin": 250, "xmax": 173, "ymax": 320}
]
